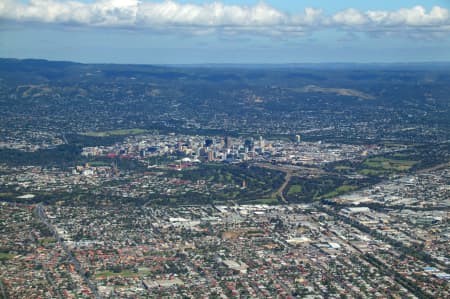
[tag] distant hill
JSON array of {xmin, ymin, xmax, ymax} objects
[{"xmin": 0, "ymin": 58, "xmax": 449, "ymax": 145}]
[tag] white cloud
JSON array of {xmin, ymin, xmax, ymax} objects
[
  {"xmin": 360, "ymin": 6, "xmax": 448, "ymax": 28},
  {"xmin": 333, "ymin": 9, "xmax": 368, "ymax": 26},
  {"xmin": 0, "ymin": 0, "xmax": 449, "ymax": 38}
]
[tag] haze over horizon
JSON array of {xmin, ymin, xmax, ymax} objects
[{"xmin": 1, "ymin": 0, "xmax": 450, "ymax": 64}]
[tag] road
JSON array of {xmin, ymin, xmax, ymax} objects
[
  {"xmin": 254, "ymin": 163, "xmax": 294, "ymax": 203},
  {"xmin": 36, "ymin": 204, "xmax": 102, "ymax": 299},
  {"xmin": 276, "ymin": 171, "xmax": 292, "ymax": 203}
]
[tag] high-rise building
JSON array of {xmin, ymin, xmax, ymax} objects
[
  {"xmin": 207, "ymin": 151, "xmax": 214, "ymax": 162},
  {"xmin": 244, "ymin": 138, "xmax": 254, "ymax": 152},
  {"xmin": 205, "ymin": 139, "xmax": 213, "ymax": 148},
  {"xmin": 225, "ymin": 136, "xmax": 233, "ymax": 149}
]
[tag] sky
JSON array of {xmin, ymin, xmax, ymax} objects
[{"xmin": 0, "ymin": 0, "xmax": 449, "ymax": 64}]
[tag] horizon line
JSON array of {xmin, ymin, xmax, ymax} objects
[{"xmin": 2, "ymin": 57, "xmax": 450, "ymax": 68}]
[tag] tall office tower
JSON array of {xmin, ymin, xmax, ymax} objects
[
  {"xmin": 205, "ymin": 139, "xmax": 213, "ymax": 148},
  {"xmin": 244, "ymin": 138, "xmax": 254, "ymax": 152},
  {"xmin": 207, "ymin": 151, "xmax": 214, "ymax": 162},
  {"xmin": 225, "ymin": 136, "xmax": 233, "ymax": 149},
  {"xmin": 296, "ymin": 134, "xmax": 301, "ymax": 143}
]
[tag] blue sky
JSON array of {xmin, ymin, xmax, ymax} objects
[
  {"xmin": 177, "ymin": 0, "xmax": 447, "ymax": 13},
  {"xmin": 1, "ymin": 0, "xmax": 449, "ymax": 64}
]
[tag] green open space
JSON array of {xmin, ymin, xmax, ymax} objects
[
  {"xmin": 83, "ymin": 128, "xmax": 148, "ymax": 137},
  {"xmin": 39, "ymin": 237, "xmax": 57, "ymax": 245},
  {"xmin": 362, "ymin": 157, "xmax": 418, "ymax": 172},
  {"xmin": 287, "ymin": 185, "xmax": 303, "ymax": 196},
  {"xmin": 284, "ymin": 175, "xmax": 377, "ymax": 203},
  {"xmin": 241, "ymin": 197, "xmax": 279, "ymax": 205},
  {"xmin": 0, "ymin": 253, "xmax": 16, "ymax": 261},
  {"xmin": 359, "ymin": 169, "xmax": 386, "ymax": 176},
  {"xmin": 167, "ymin": 164, "xmax": 285, "ymax": 204},
  {"xmin": 321, "ymin": 185, "xmax": 358, "ymax": 199}
]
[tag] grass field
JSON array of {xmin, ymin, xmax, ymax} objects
[
  {"xmin": 287, "ymin": 185, "xmax": 303, "ymax": 196},
  {"xmin": 0, "ymin": 253, "xmax": 15, "ymax": 261},
  {"xmin": 242, "ymin": 197, "xmax": 279, "ymax": 205},
  {"xmin": 361, "ymin": 157, "xmax": 418, "ymax": 173},
  {"xmin": 322, "ymin": 185, "xmax": 358, "ymax": 199},
  {"xmin": 83, "ymin": 128, "xmax": 148, "ymax": 137},
  {"xmin": 359, "ymin": 169, "xmax": 386, "ymax": 176}
]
